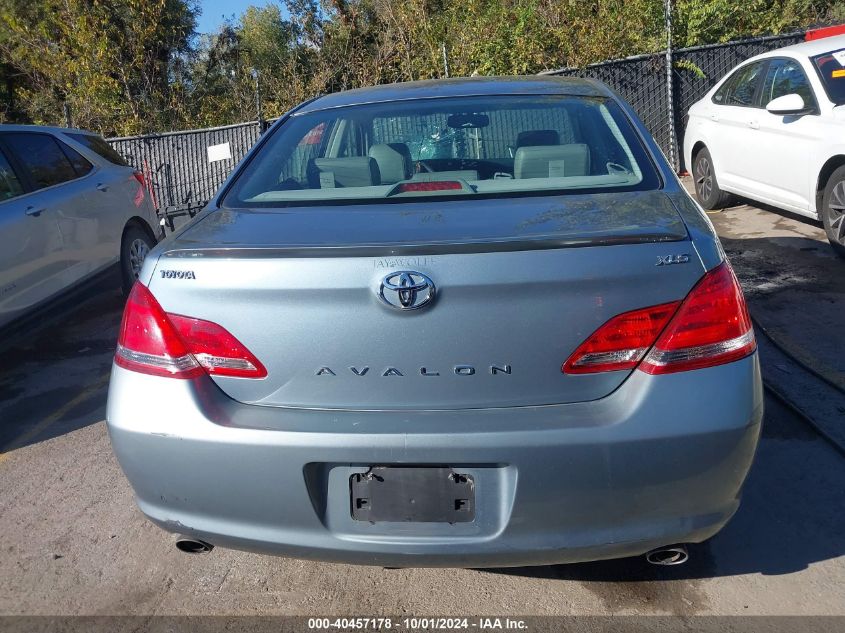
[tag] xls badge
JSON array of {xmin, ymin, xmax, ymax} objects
[
  {"xmin": 378, "ymin": 271, "xmax": 436, "ymax": 310},
  {"xmin": 656, "ymin": 254, "xmax": 691, "ymax": 266}
]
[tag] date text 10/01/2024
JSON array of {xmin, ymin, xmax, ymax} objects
[{"xmin": 307, "ymin": 617, "xmax": 529, "ymax": 630}]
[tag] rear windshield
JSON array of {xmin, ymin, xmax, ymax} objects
[
  {"xmin": 223, "ymin": 95, "xmax": 660, "ymax": 208},
  {"xmin": 812, "ymin": 49, "xmax": 845, "ymax": 105},
  {"xmin": 67, "ymin": 132, "xmax": 129, "ymax": 166}
]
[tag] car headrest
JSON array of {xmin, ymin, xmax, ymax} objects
[
  {"xmin": 308, "ymin": 157, "xmax": 380, "ymax": 188},
  {"xmin": 513, "ymin": 144, "xmax": 591, "ymax": 179},
  {"xmin": 368, "ymin": 143, "xmax": 413, "ymax": 184},
  {"xmin": 516, "ymin": 129, "xmax": 560, "ymax": 149}
]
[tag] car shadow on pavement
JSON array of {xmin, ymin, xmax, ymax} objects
[
  {"xmin": 725, "ymin": 197, "xmax": 825, "ymax": 229},
  {"xmin": 484, "ymin": 397, "xmax": 845, "ymax": 582},
  {"xmin": 716, "ymin": 231, "xmax": 845, "ymax": 392},
  {"xmin": 0, "ymin": 278, "xmax": 124, "ymax": 453}
]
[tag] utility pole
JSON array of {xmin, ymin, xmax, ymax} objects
[
  {"xmin": 442, "ymin": 43, "xmax": 450, "ymax": 79},
  {"xmin": 62, "ymin": 102, "xmax": 72, "ymax": 128},
  {"xmin": 665, "ymin": 0, "xmax": 678, "ymax": 172},
  {"xmin": 252, "ymin": 68, "xmax": 265, "ymax": 133}
]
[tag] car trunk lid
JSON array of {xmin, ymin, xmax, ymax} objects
[{"xmin": 147, "ymin": 192, "xmax": 705, "ymax": 410}]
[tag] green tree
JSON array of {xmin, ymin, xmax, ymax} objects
[
  {"xmin": 675, "ymin": 0, "xmax": 835, "ymax": 47},
  {"xmin": 1, "ymin": 0, "xmax": 842, "ymax": 133},
  {"xmin": 0, "ymin": 0, "xmax": 198, "ymax": 135}
]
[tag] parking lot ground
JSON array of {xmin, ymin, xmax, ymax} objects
[
  {"xmin": 701, "ymin": 194, "xmax": 845, "ymax": 449},
  {"xmin": 1, "ymin": 196, "xmax": 844, "ymax": 618},
  {"xmin": 1, "ymin": 375, "xmax": 843, "ymax": 616},
  {"xmin": 681, "ymin": 177, "xmax": 845, "ymax": 391}
]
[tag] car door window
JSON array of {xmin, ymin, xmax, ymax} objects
[
  {"xmin": 0, "ymin": 150, "xmax": 24, "ymax": 202},
  {"xmin": 66, "ymin": 132, "xmax": 129, "ymax": 166},
  {"xmin": 712, "ymin": 74, "xmax": 736, "ymax": 104},
  {"xmin": 761, "ymin": 58, "xmax": 817, "ymax": 110},
  {"xmin": 713, "ymin": 62, "xmax": 766, "ymax": 107},
  {"xmin": 811, "ymin": 50, "xmax": 845, "ymax": 105},
  {"xmin": 58, "ymin": 140, "xmax": 94, "ymax": 177},
  {"xmin": 2, "ymin": 133, "xmax": 82, "ymax": 190},
  {"xmin": 725, "ymin": 62, "xmax": 764, "ymax": 108}
]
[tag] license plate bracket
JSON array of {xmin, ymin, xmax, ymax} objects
[{"xmin": 350, "ymin": 467, "xmax": 475, "ymax": 523}]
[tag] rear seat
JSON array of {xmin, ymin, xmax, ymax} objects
[
  {"xmin": 514, "ymin": 144, "xmax": 591, "ymax": 179},
  {"xmin": 308, "ymin": 157, "xmax": 380, "ymax": 188}
]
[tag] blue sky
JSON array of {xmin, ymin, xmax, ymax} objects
[{"xmin": 196, "ymin": 0, "xmax": 275, "ymax": 34}]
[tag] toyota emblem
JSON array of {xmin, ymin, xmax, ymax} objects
[{"xmin": 378, "ymin": 271, "xmax": 436, "ymax": 310}]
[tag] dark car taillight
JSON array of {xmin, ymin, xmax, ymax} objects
[
  {"xmin": 563, "ymin": 262, "xmax": 755, "ymax": 375},
  {"xmin": 115, "ymin": 282, "xmax": 267, "ymax": 379}
]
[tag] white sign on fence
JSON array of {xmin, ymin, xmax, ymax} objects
[{"xmin": 207, "ymin": 142, "xmax": 232, "ymax": 163}]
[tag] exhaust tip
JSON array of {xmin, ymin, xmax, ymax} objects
[
  {"xmin": 175, "ymin": 535, "xmax": 214, "ymax": 554},
  {"xmin": 645, "ymin": 544, "xmax": 688, "ymax": 566}
]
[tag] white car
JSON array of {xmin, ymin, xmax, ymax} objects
[
  {"xmin": 0, "ymin": 125, "xmax": 160, "ymax": 330},
  {"xmin": 684, "ymin": 35, "xmax": 845, "ymax": 257}
]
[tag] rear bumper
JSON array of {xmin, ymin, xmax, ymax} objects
[{"xmin": 107, "ymin": 355, "xmax": 763, "ymax": 567}]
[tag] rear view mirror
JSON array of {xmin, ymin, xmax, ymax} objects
[
  {"xmin": 447, "ymin": 113, "xmax": 490, "ymax": 129},
  {"xmin": 766, "ymin": 93, "xmax": 807, "ymax": 115}
]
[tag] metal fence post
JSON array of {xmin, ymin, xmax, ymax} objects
[
  {"xmin": 164, "ymin": 162, "xmax": 175, "ymax": 208},
  {"xmin": 253, "ymin": 69, "xmax": 266, "ymax": 133},
  {"xmin": 665, "ymin": 0, "xmax": 678, "ymax": 172}
]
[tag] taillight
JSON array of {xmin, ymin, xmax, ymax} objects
[
  {"xmin": 639, "ymin": 262, "xmax": 755, "ymax": 374},
  {"xmin": 167, "ymin": 314, "xmax": 267, "ymax": 378},
  {"xmin": 114, "ymin": 282, "xmax": 202, "ymax": 378},
  {"xmin": 397, "ymin": 181, "xmax": 463, "ymax": 193},
  {"xmin": 115, "ymin": 283, "xmax": 266, "ymax": 379},
  {"xmin": 562, "ymin": 302, "xmax": 680, "ymax": 374},
  {"xmin": 133, "ymin": 171, "xmax": 147, "ymax": 188},
  {"xmin": 562, "ymin": 261, "xmax": 755, "ymax": 375}
]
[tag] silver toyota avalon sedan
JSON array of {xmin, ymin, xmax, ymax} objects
[{"xmin": 106, "ymin": 77, "xmax": 763, "ymax": 567}]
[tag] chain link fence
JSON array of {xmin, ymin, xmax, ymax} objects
[
  {"xmin": 107, "ymin": 31, "xmax": 809, "ymax": 215},
  {"xmin": 108, "ymin": 121, "xmax": 268, "ymax": 223},
  {"xmin": 544, "ymin": 31, "xmax": 807, "ymax": 171}
]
